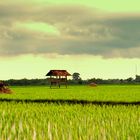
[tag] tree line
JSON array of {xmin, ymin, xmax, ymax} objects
[{"xmin": 2, "ymin": 73, "xmax": 140, "ymax": 86}]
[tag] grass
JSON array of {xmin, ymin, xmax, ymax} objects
[{"xmin": 0, "ymin": 85, "xmax": 140, "ymax": 139}]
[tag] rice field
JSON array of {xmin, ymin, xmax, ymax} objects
[
  {"xmin": 0, "ymin": 85, "xmax": 140, "ymax": 139},
  {"xmin": 0, "ymin": 85, "xmax": 140, "ymax": 101}
]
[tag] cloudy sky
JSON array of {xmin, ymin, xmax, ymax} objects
[{"xmin": 0, "ymin": 0, "xmax": 140, "ymax": 80}]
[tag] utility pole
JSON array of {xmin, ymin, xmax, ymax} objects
[{"xmin": 135, "ymin": 64, "xmax": 137, "ymax": 76}]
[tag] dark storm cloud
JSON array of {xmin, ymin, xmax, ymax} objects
[{"xmin": 0, "ymin": 2, "xmax": 140, "ymax": 58}]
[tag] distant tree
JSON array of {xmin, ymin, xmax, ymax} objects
[
  {"xmin": 72, "ymin": 72, "xmax": 81, "ymax": 81},
  {"xmin": 72, "ymin": 72, "xmax": 83, "ymax": 84},
  {"xmin": 126, "ymin": 77, "xmax": 133, "ymax": 83},
  {"xmin": 135, "ymin": 75, "xmax": 140, "ymax": 82}
]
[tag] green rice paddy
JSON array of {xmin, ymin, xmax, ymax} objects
[
  {"xmin": 0, "ymin": 85, "xmax": 140, "ymax": 139},
  {"xmin": 0, "ymin": 85, "xmax": 140, "ymax": 101}
]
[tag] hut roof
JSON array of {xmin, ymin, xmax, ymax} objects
[{"xmin": 46, "ymin": 70, "xmax": 71, "ymax": 76}]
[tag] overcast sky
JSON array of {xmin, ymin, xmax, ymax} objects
[{"xmin": 0, "ymin": 0, "xmax": 140, "ymax": 80}]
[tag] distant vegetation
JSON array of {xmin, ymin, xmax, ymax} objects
[{"xmin": 3, "ymin": 75, "xmax": 140, "ymax": 86}]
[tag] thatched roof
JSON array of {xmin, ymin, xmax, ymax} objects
[{"xmin": 46, "ymin": 70, "xmax": 71, "ymax": 76}]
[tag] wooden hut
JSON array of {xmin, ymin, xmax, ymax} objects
[{"xmin": 46, "ymin": 70, "xmax": 71, "ymax": 88}]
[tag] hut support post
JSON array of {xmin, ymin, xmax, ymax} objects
[
  {"xmin": 65, "ymin": 76, "xmax": 67, "ymax": 88},
  {"xmin": 50, "ymin": 76, "xmax": 52, "ymax": 88}
]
